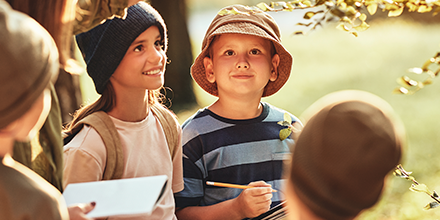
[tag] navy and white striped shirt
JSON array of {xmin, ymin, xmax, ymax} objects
[{"xmin": 174, "ymin": 102, "xmax": 300, "ymax": 209}]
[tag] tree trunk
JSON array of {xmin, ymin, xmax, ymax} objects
[{"xmin": 149, "ymin": 0, "xmax": 197, "ymax": 113}]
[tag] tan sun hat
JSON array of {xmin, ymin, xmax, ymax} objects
[{"xmin": 191, "ymin": 4, "xmax": 293, "ymax": 97}]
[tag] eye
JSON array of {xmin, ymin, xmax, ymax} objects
[
  {"xmin": 250, "ymin": 49, "xmax": 261, "ymax": 55},
  {"xmin": 224, "ymin": 50, "xmax": 235, "ymax": 56},
  {"xmin": 155, "ymin": 40, "xmax": 165, "ymax": 50},
  {"xmin": 134, "ymin": 44, "xmax": 143, "ymax": 52}
]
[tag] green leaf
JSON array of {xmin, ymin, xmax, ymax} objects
[{"xmin": 279, "ymin": 128, "xmax": 292, "ymax": 141}]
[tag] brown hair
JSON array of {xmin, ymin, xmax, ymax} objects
[
  {"xmin": 6, "ymin": 0, "xmax": 75, "ymax": 72},
  {"xmin": 64, "ymin": 83, "xmax": 161, "ymax": 134}
]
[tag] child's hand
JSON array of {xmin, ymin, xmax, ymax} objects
[
  {"xmin": 68, "ymin": 202, "xmax": 96, "ymax": 220},
  {"xmin": 233, "ymin": 181, "xmax": 273, "ymax": 218}
]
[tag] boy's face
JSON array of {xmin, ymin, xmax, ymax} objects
[
  {"xmin": 110, "ymin": 25, "xmax": 166, "ymax": 92},
  {"xmin": 203, "ymin": 33, "xmax": 280, "ymax": 98}
]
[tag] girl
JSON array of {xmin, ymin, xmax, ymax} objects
[{"xmin": 63, "ymin": 2, "xmax": 183, "ymax": 220}]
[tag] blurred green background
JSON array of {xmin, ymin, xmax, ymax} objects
[{"xmin": 80, "ymin": 0, "xmax": 440, "ymax": 219}]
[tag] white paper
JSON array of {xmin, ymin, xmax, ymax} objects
[{"xmin": 63, "ymin": 175, "xmax": 168, "ymax": 218}]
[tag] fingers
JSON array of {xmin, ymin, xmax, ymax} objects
[
  {"xmin": 68, "ymin": 202, "xmax": 96, "ymax": 220},
  {"xmin": 248, "ymin": 180, "xmax": 271, "ymax": 187},
  {"xmin": 82, "ymin": 202, "xmax": 96, "ymax": 214}
]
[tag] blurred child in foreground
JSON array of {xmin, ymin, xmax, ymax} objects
[
  {"xmin": 285, "ymin": 90, "xmax": 405, "ymax": 220},
  {"xmin": 0, "ymin": 2, "xmax": 94, "ymax": 219}
]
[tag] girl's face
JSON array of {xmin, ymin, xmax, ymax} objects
[{"xmin": 110, "ymin": 26, "xmax": 166, "ymax": 92}]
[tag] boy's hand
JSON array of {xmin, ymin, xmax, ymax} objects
[{"xmin": 233, "ymin": 181, "xmax": 273, "ymax": 218}]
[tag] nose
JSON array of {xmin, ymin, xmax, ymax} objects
[
  {"xmin": 146, "ymin": 45, "xmax": 164, "ymax": 65},
  {"xmin": 236, "ymin": 54, "xmax": 249, "ymax": 69}
]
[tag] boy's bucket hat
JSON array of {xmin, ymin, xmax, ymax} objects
[
  {"xmin": 0, "ymin": 1, "xmax": 59, "ymax": 129},
  {"xmin": 191, "ymin": 4, "xmax": 293, "ymax": 97}
]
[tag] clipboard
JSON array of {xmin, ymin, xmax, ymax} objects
[{"xmin": 63, "ymin": 175, "xmax": 168, "ymax": 218}]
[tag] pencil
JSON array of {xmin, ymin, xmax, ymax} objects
[{"xmin": 206, "ymin": 181, "xmax": 277, "ymax": 192}]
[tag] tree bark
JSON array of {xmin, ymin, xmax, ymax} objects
[{"xmin": 149, "ymin": 0, "xmax": 197, "ymax": 113}]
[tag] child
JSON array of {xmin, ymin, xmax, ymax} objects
[
  {"xmin": 285, "ymin": 90, "xmax": 404, "ymax": 220},
  {"xmin": 174, "ymin": 4, "xmax": 301, "ymax": 220},
  {"xmin": 62, "ymin": 2, "xmax": 183, "ymax": 219},
  {"xmin": 0, "ymin": 2, "xmax": 94, "ymax": 219}
]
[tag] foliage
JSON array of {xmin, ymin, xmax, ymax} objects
[
  {"xmin": 394, "ymin": 164, "xmax": 440, "ymax": 210},
  {"xmin": 219, "ymin": 1, "xmax": 440, "ymax": 93},
  {"xmin": 394, "ymin": 52, "xmax": 440, "ymax": 94},
  {"xmin": 277, "ymin": 113, "xmax": 300, "ymax": 140}
]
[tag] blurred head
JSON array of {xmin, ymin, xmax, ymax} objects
[
  {"xmin": 76, "ymin": 1, "xmax": 167, "ymax": 95},
  {"xmin": 286, "ymin": 90, "xmax": 405, "ymax": 220},
  {"xmin": 191, "ymin": 4, "xmax": 292, "ymax": 97},
  {"xmin": 0, "ymin": 1, "xmax": 58, "ymax": 141}
]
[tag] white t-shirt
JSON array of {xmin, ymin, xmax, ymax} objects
[{"xmin": 63, "ymin": 110, "xmax": 183, "ymax": 220}]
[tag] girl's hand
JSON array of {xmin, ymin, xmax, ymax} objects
[{"xmin": 68, "ymin": 202, "xmax": 96, "ymax": 220}]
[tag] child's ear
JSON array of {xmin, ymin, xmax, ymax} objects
[
  {"xmin": 204, "ymin": 57, "xmax": 216, "ymax": 83},
  {"xmin": 270, "ymin": 54, "xmax": 280, "ymax": 82}
]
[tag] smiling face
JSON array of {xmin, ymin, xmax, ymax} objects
[
  {"xmin": 203, "ymin": 33, "xmax": 280, "ymax": 98},
  {"xmin": 110, "ymin": 25, "xmax": 166, "ymax": 92}
]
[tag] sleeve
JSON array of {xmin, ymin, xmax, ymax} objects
[
  {"xmin": 62, "ymin": 126, "xmax": 107, "ymax": 189},
  {"xmin": 73, "ymin": 0, "xmax": 129, "ymax": 35},
  {"xmin": 173, "ymin": 127, "xmax": 206, "ymax": 208},
  {"xmin": 172, "ymin": 124, "xmax": 184, "ymax": 193}
]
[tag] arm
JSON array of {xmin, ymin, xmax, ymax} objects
[{"xmin": 176, "ymin": 181, "xmax": 273, "ymax": 220}]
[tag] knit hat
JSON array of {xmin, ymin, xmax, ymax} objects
[
  {"xmin": 76, "ymin": 1, "xmax": 167, "ymax": 94},
  {"xmin": 0, "ymin": 1, "xmax": 59, "ymax": 129},
  {"xmin": 290, "ymin": 90, "xmax": 404, "ymax": 219},
  {"xmin": 191, "ymin": 4, "xmax": 293, "ymax": 97}
]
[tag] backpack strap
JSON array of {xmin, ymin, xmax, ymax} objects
[
  {"xmin": 150, "ymin": 104, "xmax": 179, "ymax": 159},
  {"xmin": 67, "ymin": 111, "xmax": 124, "ymax": 180}
]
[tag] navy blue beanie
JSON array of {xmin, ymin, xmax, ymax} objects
[{"xmin": 76, "ymin": 2, "xmax": 167, "ymax": 94}]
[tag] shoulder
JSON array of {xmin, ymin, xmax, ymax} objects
[
  {"xmin": 63, "ymin": 125, "xmax": 107, "ymax": 161},
  {"xmin": 0, "ymin": 158, "xmax": 67, "ymax": 219},
  {"xmin": 263, "ymin": 102, "xmax": 302, "ymax": 125}
]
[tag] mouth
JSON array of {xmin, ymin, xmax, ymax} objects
[{"xmin": 142, "ymin": 69, "xmax": 162, "ymax": 75}]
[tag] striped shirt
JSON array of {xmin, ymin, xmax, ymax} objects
[{"xmin": 174, "ymin": 102, "xmax": 300, "ymax": 209}]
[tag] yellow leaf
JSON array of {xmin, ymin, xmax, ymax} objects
[
  {"xmin": 359, "ymin": 13, "xmax": 368, "ymax": 21},
  {"xmin": 367, "ymin": 3, "xmax": 378, "ymax": 15},
  {"xmin": 354, "ymin": 21, "xmax": 370, "ymax": 31},
  {"xmin": 256, "ymin": 2, "xmax": 271, "ymax": 11},
  {"xmin": 279, "ymin": 128, "xmax": 292, "ymax": 141},
  {"xmin": 283, "ymin": 113, "xmax": 292, "ymax": 124},
  {"xmin": 388, "ymin": 7, "xmax": 404, "ymax": 17},
  {"xmin": 418, "ymin": 5, "xmax": 433, "ymax": 13}
]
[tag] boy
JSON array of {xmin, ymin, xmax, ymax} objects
[
  {"xmin": 174, "ymin": 4, "xmax": 301, "ymax": 220},
  {"xmin": 285, "ymin": 90, "xmax": 404, "ymax": 220},
  {"xmin": 0, "ymin": 2, "xmax": 94, "ymax": 219}
]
